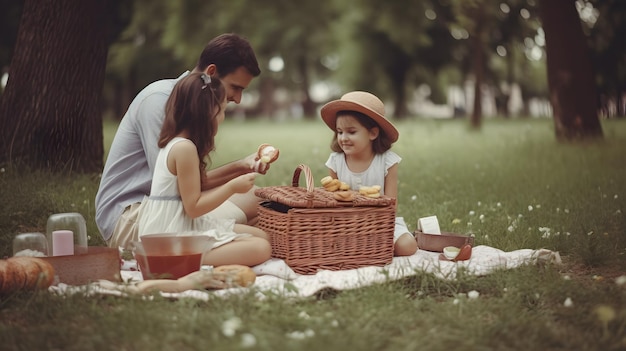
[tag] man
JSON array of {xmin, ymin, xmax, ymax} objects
[{"xmin": 96, "ymin": 33, "xmax": 265, "ymax": 247}]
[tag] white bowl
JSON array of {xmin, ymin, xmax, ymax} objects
[{"xmin": 443, "ymin": 246, "xmax": 460, "ymax": 260}]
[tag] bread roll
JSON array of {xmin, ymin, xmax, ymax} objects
[
  {"xmin": 257, "ymin": 144, "xmax": 280, "ymax": 164},
  {"xmin": 333, "ymin": 190, "xmax": 354, "ymax": 202},
  {"xmin": 212, "ymin": 265, "xmax": 256, "ymax": 287},
  {"xmin": 0, "ymin": 257, "xmax": 55, "ymax": 294}
]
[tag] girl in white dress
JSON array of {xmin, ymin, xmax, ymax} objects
[
  {"xmin": 137, "ymin": 72, "xmax": 271, "ymax": 267},
  {"xmin": 320, "ymin": 91, "xmax": 418, "ymax": 257}
]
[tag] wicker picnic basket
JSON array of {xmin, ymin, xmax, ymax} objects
[{"xmin": 254, "ymin": 164, "xmax": 396, "ymax": 275}]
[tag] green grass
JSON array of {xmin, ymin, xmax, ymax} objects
[{"xmin": 1, "ymin": 117, "xmax": 626, "ymax": 350}]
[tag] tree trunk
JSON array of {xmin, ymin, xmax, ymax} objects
[
  {"xmin": 388, "ymin": 59, "xmax": 409, "ymax": 119},
  {"xmin": 470, "ymin": 8, "xmax": 485, "ymax": 129},
  {"xmin": 0, "ymin": 0, "xmax": 110, "ymax": 173},
  {"xmin": 540, "ymin": 0, "xmax": 603, "ymax": 140}
]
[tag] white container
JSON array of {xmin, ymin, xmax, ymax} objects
[{"xmin": 46, "ymin": 212, "xmax": 88, "ymax": 255}]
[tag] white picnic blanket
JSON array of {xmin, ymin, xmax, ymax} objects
[{"xmin": 49, "ymin": 245, "xmax": 560, "ymax": 300}]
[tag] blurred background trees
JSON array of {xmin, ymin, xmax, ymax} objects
[{"xmin": 0, "ymin": 0, "xmax": 624, "ymax": 171}]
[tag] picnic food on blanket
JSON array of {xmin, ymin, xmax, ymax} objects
[
  {"xmin": 213, "ymin": 264, "xmax": 256, "ymax": 287},
  {"xmin": 443, "ymin": 246, "xmax": 460, "ymax": 260},
  {"xmin": 0, "ymin": 256, "xmax": 55, "ymax": 294},
  {"xmin": 454, "ymin": 244, "xmax": 473, "ymax": 261},
  {"xmin": 257, "ymin": 143, "xmax": 280, "ymax": 164},
  {"xmin": 359, "ymin": 185, "xmax": 381, "ymax": 198},
  {"xmin": 440, "ymin": 244, "xmax": 472, "ymax": 262},
  {"xmin": 333, "ymin": 190, "xmax": 355, "ymax": 202},
  {"xmin": 320, "ymin": 176, "xmax": 350, "ymax": 192}
]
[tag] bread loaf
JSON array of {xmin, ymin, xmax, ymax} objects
[{"xmin": 0, "ymin": 256, "xmax": 55, "ymax": 294}]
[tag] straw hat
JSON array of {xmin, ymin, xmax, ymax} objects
[{"xmin": 320, "ymin": 91, "xmax": 399, "ymax": 143}]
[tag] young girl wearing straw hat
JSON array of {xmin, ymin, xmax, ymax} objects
[{"xmin": 320, "ymin": 91, "xmax": 418, "ymax": 256}]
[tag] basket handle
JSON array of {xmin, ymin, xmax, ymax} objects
[{"xmin": 291, "ymin": 164, "xmax": 315, "ymax": 201}]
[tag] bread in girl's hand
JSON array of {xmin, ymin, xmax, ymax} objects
[{"xmin": 257, "ymin": 144, "xmax": 280, "ymax": 164}]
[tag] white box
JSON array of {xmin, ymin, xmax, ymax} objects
[{"xmin": 417, "ymin": 216, "xmax": 441, "ymax": 235}]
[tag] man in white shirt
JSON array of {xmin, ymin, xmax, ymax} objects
[{"xmin": 95, "ymin": 33, "xmax": 266, "ymax": 247}]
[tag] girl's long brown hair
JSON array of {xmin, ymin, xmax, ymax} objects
[{"xmin": 159, "ymin": 73, "xmax": 226, "ymax": 188}]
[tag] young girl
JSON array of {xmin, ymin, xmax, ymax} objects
[
  {"xmin": 136, "ymin": 72, "xmax": 271, "ymax": 267},
  {"xmin": 320, "ymin": 91, "xmax": 418, "ymax": 256}
]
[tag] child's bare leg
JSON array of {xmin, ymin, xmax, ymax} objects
[
  {"xmin": 394, "ymin": 233, "xmax": 418, "ymax": 256},
  {"xmin": 202, "ymin": 237, "xmax": 271, "ymax": 266},
  {"xmin": 234, "ymin": 223, "xmax": 268, "ymax": 241},
  {"xmin": 229, "ymin": 188, "xmax": 261, "ymax": 225}
]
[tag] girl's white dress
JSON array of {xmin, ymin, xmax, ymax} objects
[
  {"xmin": 137, "ymin": 137, "xmax": 245, "ymax": 248},
  {"xmin": 325, "ymin": 150, "xmax": 410, "ymax": 242}
]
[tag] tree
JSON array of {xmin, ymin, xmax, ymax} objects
[
  {"xmin": 540, "ymin": 0, "xmax": 603, "ymax": 140},
  {"xmin": 334, "ymin": 0, "xmax": 435, "ymax": 118},
  {"xmin": 587, "ymin": 0, "xmax": 626, "ymax": 117},
  {"xmin": 0, "ymin": 0, "xmax": 119, "ymax": 172}
]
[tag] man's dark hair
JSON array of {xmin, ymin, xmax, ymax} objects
[{"xmin": 196, "ymin": 33, "xmax": 261, "ymax": 77}]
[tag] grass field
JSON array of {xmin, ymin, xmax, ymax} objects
[{"xmin": 1, "ymin": 117, "xmax": 625, "ymax": 350}]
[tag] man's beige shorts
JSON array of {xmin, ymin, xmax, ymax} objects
[{"xmin": 107, "ymin": 200, "xmax": 247, "ymax": 249}]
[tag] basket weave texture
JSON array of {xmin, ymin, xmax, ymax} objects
[{"xmin": 255, "ymin": 164, "xmax": 396, "ymax": 274}]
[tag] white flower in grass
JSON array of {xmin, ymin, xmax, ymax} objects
[
  {"xmin": 536, "ymin": 204, "xmax": 541, "ymax": 209},
  {"xmin": 453, "ymin": 298, "xmax": 460, "ymax": 305},
  {"xmin": 0, "ymin": 168, "xmax": 4, "ymax": 173},
  {"xmin": 240, "ymin": 333, "xmax": 257, "ymax": 348},
  {"xmin": 411, "ymin": 195, "xmax": 417, "ymax": 201},
  {"xmin": 469, "ymin": 210, "xmax": 475, "ymax": 216},
  {"xmin": 562, "ymin": 275, "xmax": 571, "ymax": 280},
  {"xmin": 477, "ymin": 201, "xmax": 482, "ymax": 206},
  {"xmin": 479, "ymin": 214, "xmax": 485, "ymax": 222},
  {"xmin": 468, "ymin": 290, "xmax": 480, "ymax": 299},
  {"xmin": 507, "ymin": 226, "xmax": 515, "ymax": 232},
  {"xmin": 528, "ymin": 205, "xmax": 533, "ymax": 211},
  {"xmin": 286, "ymin": 329, "xmax": 315, "ymax": 340},
  {"xmin": 222, "ymin": 317, "xmax": 242, "ymax": 337},
  {"xmin": 616, "ymin": 209, "xmax": 623, "ymax": 215},
  {"xmin": 614, "ymin": 194, "xmax": 619, "ymax": 199},
  {"xmin": 331, "ymin": 320, "xmax": 339, "ymax": 327},
  {"xmin": 556, "ymin": 207, "xmax": 560, "ymax": 213},
  {"xmin": 564, "ymin": 209, "xmax": 570, "ymax": 213},
  {"xmin": 539, "ymin": 227, "xmax": 551, "ymax": 239},
  {"xmin": 497, "ymin": 202, "xmax": 502, "ymax": 207},
  {"xmin": 564, "ymin": 297, "xmax": 573, "ymax": 307},
  {"xmin": 298, "ymin": 311, "xmax": 310, "ymax": 320},
  {"xmin": 615, "ymin": 275, "xmax": 626, "ymax": 286}
]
